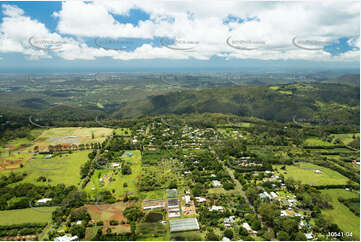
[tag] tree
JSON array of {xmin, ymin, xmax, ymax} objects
[
  {"xmin": 206, "ymin": 231, "xmax": 219, "ymax": 241},
  {"xmin": 239, "ymin": 227, "xmax": 249, "ymax": 236},
  {"xmin": 224, "ymin": 229, "xmax": 234, "ymax": 240},
  {"xmin": 277, "ymin": 231, "xmax": 290, "ymax": 241},
  {"xmin": 294, "ymin": 232, "xmax": 307, "ymax": 241},
  {"xmin": 69, "ymin": 225, "xmax": 85, "ymax": 239},
  {"xmin": 263, "ymin": 230, "xmax": 274, "ymax": 240},
  {"xmin": 258, "ymin": 203, "xmax": 280, "ymax": 226}
]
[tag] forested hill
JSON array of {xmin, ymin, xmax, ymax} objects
[
  {"xmin": 115, "ymin": 83, "xmax": 360, "ymax": 124},
  {"xmin": 321, "ymin": 74, "xmax": 360, "ymax": 87}
]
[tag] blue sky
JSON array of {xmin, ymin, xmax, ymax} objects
[{"xmin": 0, "ymin": 1, "xmax": 359, "ymax": 73}]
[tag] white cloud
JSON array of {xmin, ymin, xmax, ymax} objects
[{"xmin": 0, "ymin": 1, "xmax": 359, "ymax": 62}]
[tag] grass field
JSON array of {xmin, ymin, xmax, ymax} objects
[
  {"xmin": 85, "ymin": 150, "xmax": 142, "ymax": 198},
  {"xmin": 274, "ymin": 162, "xmax": 349, "ymax": 186},
  {"xmin": 304, "ymin": 137, "xmax": 334, "ymax": 146},
  {"xmin": 3, "ymin": 150, "xmax": 91, "ymax": 186},
  {"xmin": 34, "ymin": 127, "xmax": 113, "ymax": 152},
  {"xmin": 115, "ymin": 128, "xmax": 132, "ymax": 136},
  {"xmin": 0, "ymin": 207, "xmax": 57, "ymax": 225},
  {"xmin": 139, "ymin": 190, "xmax": 166, "ymax": 200},
  {"xmin": 329, "ymin": 133, "xmax": 360, "ymax": 146},
  {"xmin": 320, "ymin": 189, "xmax": 360, "ymax": 240}
]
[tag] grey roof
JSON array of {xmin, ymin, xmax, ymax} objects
[{"xmin": 169, "ymin": 218, "xmax": 200, "ymax": 232}]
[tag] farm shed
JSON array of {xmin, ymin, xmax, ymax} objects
[{"xmin": 169, "ymin": 218, "xmax": 200, "ymax": 232}]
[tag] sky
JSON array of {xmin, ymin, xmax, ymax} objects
[{"xmin": 0, "ymin": 0, "xmax": 359, "ymax": 73}]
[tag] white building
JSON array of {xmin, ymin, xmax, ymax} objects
[
  {"xmin": 54, "ymin": 235, "xmax": 78, "ymax": 241},
  {"xmin": 270, "ymin": 192, "xmax": 278, "ymax": 199},
  {"xmin": 212, "ymin": 180, "xmax": 222, "ymax": 188},
  {"xmin": 195, "ymin": 197, "xmax": 207, "ymax": 203},
  {"xmin": 280, "ymin": 210, "xmax": 289, "ymax": 216},
  {"xmin": 242, "ymin": 223, "xmax": 257, "ymax": 234},
  {"xmin": 183, "ymin": 195, "xmax": 191, "ymax": 205},
  {"xmin": 304, "ymin": 233, "xmax": 313, "ymax": 240},
  {"xmin": 263, "ymin": 191, "xmax": 272, "ymax": 199},
  {"xmin": 209, "ymin": 205, "xmax": 224, "ymax": 211},
  {"xmin": 36, "ymin": 198, "xmax": 52, "ymax": 204}
]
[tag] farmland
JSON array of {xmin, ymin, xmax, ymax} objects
[
  {"xmin": 274, "ymin": 162, "xmax": 349, "ymax": 186},
  {"xmin": 321, "ymin": 189, "xmax": 360, "ymax": 240},
  {"xmin": 0, "ymin": 113, "xmax": 359, "ymax": 241},
  {"xmin": 0, "ymin": 207, "xmax": 57, "ymax": 225},
  {"xmin": 84, "ymin": 150, "xmax": 142, "ymax": 198}
]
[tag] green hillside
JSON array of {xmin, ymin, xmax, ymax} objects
[{"xmin": 115, "ymin": 83, "xmax": 360, "ymax": 124}]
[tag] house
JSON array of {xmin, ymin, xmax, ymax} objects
[
  {"xmin": 224, "ymin": 216, "xmax": 235, "ymax": 224},
  {"xmin": 280, "ymin": 210, "xmax": 289, "ymax": 216},
  {"xmin": 263, "ymin": 191, "xmax": 272, "ymax": 199},
  {"xmin": 54, "ymin": 235, "xmax": 78, "ymax": 241},
  {"xmin": 314, "ymin": 169, "xmax": 321, "ymax": 174},
  {"xmin": 222, "ymin": 237, "xmax": 231, "ymax": 241},
  {"xmin": 242, "ymin": 222, "xmax": 257, "ymax": 234},
  {"xmin": 212, "ymin": 180, "xmax": 222, "ymax": 188},
  {"xmin": 299, "ymin": 221, "xmax": 305, "ymax": 228},
  {"xmin": 36, "ymin": 198, "xmax": 52, "ymax": 204},
  {"xmin": 183, "ymin": 195, "xmax": 191, "ymax": 205},
  {"xmin": 112, "ymin": 163, "xmax": 120, "ymax": 168},
  {"xmin": 76, "ymin": 221, "xmax": 82, "ymax": 225},
  {"xmin": 304, "ymin": 233, "xmax": 313, "ymax": 240},
  {"xmin": 270, "ymin": 192, "xmax": 278, "ymax": 199},
  {"xmin": 209, "ymin": 205, "xmax": 224, "ymax": 211},
  {"xmin": 195, "ymin": 197, "xmax": 207, "ymax": 203}
]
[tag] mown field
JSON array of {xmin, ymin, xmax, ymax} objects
[
  {"xmin": 3, "ymin": 150, "xmax": 91, "ymax": 186},
  {"xmin": 274, "ymin": 162, "xmax": 349, "ymax": 186},
  {"xmin": 0, "ymin": 207, "xmax": 57, "ymax": 225},
  {"xmin": 34, "ymin": 127, "xmax": 113, "ymax": 151},
  {"xmin": 320, "ymin": 189, "xmax": 360, "ymax": 240}
]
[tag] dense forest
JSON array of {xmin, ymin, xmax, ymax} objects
[{"xmin": 115, "ymin": 83, "xmax": 360, "ymax": 124}]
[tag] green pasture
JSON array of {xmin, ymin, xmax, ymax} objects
[
  {"xmin": 0, "ymin": 207, "xmax": 57, "ymax": 225},
  {"xmin": 321, "ymin": 189, "xmax": 360, "ymax": 240},
  {"xmin": 274, "ymin": 162, "xmax": 349, "ymax": 186},
  {"xmin": 3, "ymin": 151, "xmax": 90, "ymax": 186},
  {"xmin": 85, "ymin": 150, "xmax": 141, "ymax": 198}
]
